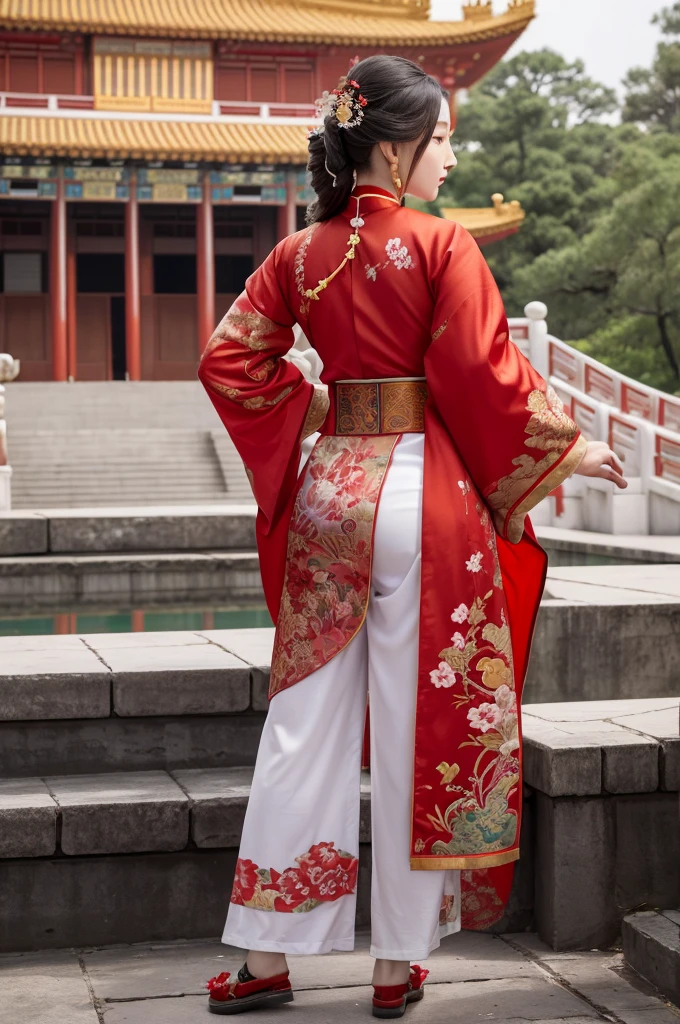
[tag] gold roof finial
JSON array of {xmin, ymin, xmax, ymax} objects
[{"xmin": 462, "ymin": 1, "xmax": 493, "ymax": 21}]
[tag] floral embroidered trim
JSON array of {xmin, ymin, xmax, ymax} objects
[
  {"xmin": 301, "ymin": 386, "xmax": 330, "ymax": 439},
  {"xmin": 460, "ymin": 868, "xmax": 505, "ymax": 929},
  {"xmin": 294, "ymin": 224, "xmax": 317, "ymax": 316},
  {"xmin": 425, "ymin": 586, "xmax": 519, "ymax": 859},
  {"xmin": 230, "ymin": 842, "xmax": 359, "ymax": 913},
  {"xmin": 432, "ymin": 318, "xmax": 449, "ymax": 343},
  {"xmin": 269, "ymin": 434, "xmax": 398, "ymax": 696},
  {"xmin": 439, "ymin": 893, "xmax": 459, "ymax": 926},
  {"xmin": 485, "ymin": 385, "xmax": 585, "ymax": 543}
]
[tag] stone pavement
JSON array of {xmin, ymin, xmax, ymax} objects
[{"xmin": 1, "ymin": 931, "xmax": 678, "ymax": 1024}]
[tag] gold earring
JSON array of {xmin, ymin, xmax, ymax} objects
[{"xmin": 390, "ymin": 157, "xmax": 402, "ymax": 196}]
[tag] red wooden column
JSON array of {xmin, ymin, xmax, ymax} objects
[
  {"xmin": 285, "ymin": 168, "xmax": 297, "ymax": 236},
  {"xmin": 196, "ymin": 170, "xmax": 215, "ymax": 355},
  {"xmin": 125, "ymin": 170, "xmax": 141, "ymax": 381},
  {"xmin": 50, "ymin": 172, "xmax": 68, "ymax": 381},
  {"xmin": 66, "ymin": 219, "xmax": 77, "ymax": 380}
]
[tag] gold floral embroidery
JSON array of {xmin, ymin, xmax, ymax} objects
[
  {"xmin": 486, "ymin": 385, "xmax": 586, "ymax": 543},
  {"xmin": 208, "ymin": 382, "xmax": 293, "ymax": 409},
  {"xmin": 477, "ymin": 501, "xmax": 503, "ymax": 590},
  {"xmin": 302, "ymin": 387, "xmax": 330, "ymax": 439},
  {"xmin": 204, "ymin": 305, "xmax": 278, "ymax": 355},
  {"xmin": 243, "ymin": 387, "xmax": 292, "ymax": 410},
  {"xmin": 245, "ymin": 357, "xmax": 276, "ymax": 382},
  {"xmin": 431, "ymin": 319, "xmax": 449, "ymax": 343}
]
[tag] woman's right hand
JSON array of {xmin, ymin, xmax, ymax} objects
[{"xmin": 575, "ymin": 441, "xmax": 627, "ymax": 488}]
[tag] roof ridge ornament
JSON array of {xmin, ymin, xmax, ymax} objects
[{"xmin": 462, "ymin": 1, "xmax": 493, "ymax": 20}]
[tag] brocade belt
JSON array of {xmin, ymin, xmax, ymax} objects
[{"xmin": 333, "ymin": 377, "xmax": 428, "ymax": 436}]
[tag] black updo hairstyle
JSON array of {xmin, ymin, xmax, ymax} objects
[{"xmin": 306, "ymin": 54, "xmax": 446, "ymax": 224}]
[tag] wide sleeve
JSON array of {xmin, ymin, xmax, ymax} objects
[
  {"xmin": 198, "ymin": 241, "xmax": 329, "ymax": 532},
  {"xmin": 425, "ymin": 227, "xmax": 587, "ymax": 543}
]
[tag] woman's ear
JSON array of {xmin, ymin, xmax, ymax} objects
[{"xmin": 377, "ymin": 141, "xmax": 395, "ymax": 165}]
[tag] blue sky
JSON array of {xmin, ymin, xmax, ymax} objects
[{"xmin": 430, "ymin": 0, "xmax": 667, "ymax": 93}]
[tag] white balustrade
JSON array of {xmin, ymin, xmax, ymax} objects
[
  {"xmin": 508, "ymin": 304, "xmax": 680, "ymax": 535},
  {"xmin": 0, "ymin": 353, "xmax": 20, "ymax": 512}
]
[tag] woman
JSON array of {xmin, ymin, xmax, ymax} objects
[{"xmin": 199, "ymin": 55, "xmax": 625, "ymax": 1018}]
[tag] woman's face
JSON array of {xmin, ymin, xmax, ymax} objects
[{"xmin": 403, "ymin": 96, "xmax": 457, "ymax": 202}]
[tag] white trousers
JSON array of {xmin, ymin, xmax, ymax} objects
[{"xmin": 223, "ymin": 434, "xmax": 461, "ymax": 959}]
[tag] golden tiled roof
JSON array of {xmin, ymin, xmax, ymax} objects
[
  {"xmin": 0, "ymin": 115, "xmax": 311, "ymax": 162},
  {"xmin": 441, "ymin": 193, "xmax": 525, "ymax": 238},
  {"xmin": 0, "ymin": 0, "xmax": 535, "ymax": 45}
]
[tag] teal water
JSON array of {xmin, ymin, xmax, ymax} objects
[
  {"xmin": 0, "ymin": 549, "xmax": 653, "ymax": 638},
  {"xmin": 0, "ymin": 604, "xmax": 273, "ymax": 637}
]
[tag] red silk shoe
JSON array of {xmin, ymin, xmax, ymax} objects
[
  {"xmin": 372, "ymin": 965, "xmax": 429, "ymax": 1019},
  {"xmin": 206, "ymin": 963, "xmax": 294, "ymax": 1015}
]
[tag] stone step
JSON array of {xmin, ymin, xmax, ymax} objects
[
  {"xmin": 622, "ymin": 910, "xmax": 680, "ymax": 1007},
  {"xmin": 1, "ymin": 695, "xmax": 679, "ymax": 954},
  {"xmin": 6, "ymin": 421, "xmax": 252, "ymax": 508},
  {"xmin": 0, "ymin": 627, "xmax": 679, "ymax": 779},
  {"xmin": 5, "ymin": 381, "xmax": 222, "ymax": 431},
  {"xmin": 0, "ymin": 550, "xmax": 262, "ymax": 610},
  {"xmin": 0, "ymin": 764, "xmax": 376, "ymax": 953},
  {"xmin": 0, "ymin": 506, "xmax": 256, "ymax": 557},
  {"xmin": 0, "ymin": 628, "xmax": 273, "ymax": 776}
]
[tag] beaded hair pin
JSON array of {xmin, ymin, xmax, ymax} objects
[{"xmin": 314, "ymin": 76, "xmax": 368, "ymax": 131}]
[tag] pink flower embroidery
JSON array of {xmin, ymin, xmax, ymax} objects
[
  {"xmin": 451, "ymin": 603, "xmax": 469, "ymax": 624},
  {"xmin": 430, "ymin": 661, "xmax": 458, "ymax": 688},
  {"xmin": 385, "ymin": 237, "xmax": 413, "ymax": 270},
  {"xmin": 468, "ymin": 702, "xmax": 501, "ymax": 733},
  {"xmin": 450, "ymin": 632, "xmax": 466, "ymax": 650},
  {"xmin": 305, "ymin": 447, "xmax": 379, "ymax": 522},
  {"xmin": 465, "ymin": 551, "xmax": 483, "ymax": 573},
  {"xmin": 495, "ymin": 684, "xmax": 517, "ymax": 712}
]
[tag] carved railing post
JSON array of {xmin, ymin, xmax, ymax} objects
[{"xmin": 0, "ymin": 353, "xmax": 20, "ymax": 511}]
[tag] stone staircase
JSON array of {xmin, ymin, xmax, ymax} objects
[
  {"xmin": 4, "ymin": 382, "xmax": 253, "ymax": 508},
  {"xmin": 623, "ymin": 910, "xmax": 680, "ymax": 1008},
  {"xmin": 0, "ymin": 624, "xmax": 678, "ymax": 955}
]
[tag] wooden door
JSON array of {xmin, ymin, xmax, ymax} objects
[
  {"xmin": 76, "ymin": 294, "xmax": 111, "ymax": 380},
  {"xmin": 144, "ymin": 294, "xmax": 197, "ymax": 380},
  {"xmin": 0, "ymin": 294, "xmax": 51, "ymax": 380}
]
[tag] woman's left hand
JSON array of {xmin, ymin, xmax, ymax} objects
[{"xmin": 575, "ymin": 441, "xmax": 627, "ymax": 488}]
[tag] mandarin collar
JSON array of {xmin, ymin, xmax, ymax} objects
[{"xmin": 341, "ymin": 185, "xmax": 401, "ymax": 218}]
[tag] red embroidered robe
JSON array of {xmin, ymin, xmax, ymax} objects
[{"xmin": 199, "ymin": 186, "xmax": 586, "ymax": 930}]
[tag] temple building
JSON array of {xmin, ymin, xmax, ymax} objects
[{"xmin": 0, "ymin": 0, "xmax": 534, "ymax": 381}]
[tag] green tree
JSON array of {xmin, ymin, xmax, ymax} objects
[
  {"xmin": 513, "ymin": 147, "xmax": 680, "ymax": 389},
  {"xmin": 623, "ymin": 2, "xmax": 680, "ymax": 131},
  {"xmin": 424, "ymin": 42, "xmax": 680, "ymax": 394},
  {"xmin": 434, "ymin": 49, "xmax": 623, "ymax": 306}
]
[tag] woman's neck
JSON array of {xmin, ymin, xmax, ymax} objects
[{"xmin": 355, "ymin": 165, "xmax": 398, "ymax": 200}]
